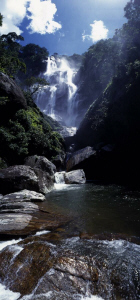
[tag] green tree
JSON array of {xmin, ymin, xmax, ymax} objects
[
  {"xmin": 24, "ymin": 76, "xmax": 49, "ymax": 95},
  {"xmin": 20, "ymin": 43, "xmax": 49, "ymax": 78},
  {"xmin": 124, "ymin": 0, "xmax": 140, "ymax": 21},
  {"xmin": 0, "ymin": 32, "xmax": 26, "ymax": 76}
]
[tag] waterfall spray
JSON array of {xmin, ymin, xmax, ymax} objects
[{"xmin": 35, "ymin": 55, "xmax": 78, "ymax": 127}]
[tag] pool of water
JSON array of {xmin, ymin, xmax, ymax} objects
[{"xmin": 39, "ymin": 183, "xmax": 140, "ymax": 238}]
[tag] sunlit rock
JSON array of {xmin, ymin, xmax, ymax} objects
[
  {"xmin": 24, "ymin": 155, "xmax": 56, "ymax": 176},
  {"xmin": 1, "ymin": 189, "xmax": 45, "ymax": 202},
  {"xmin": 64, "ymin": 169, "xmax": 86, "ymax": 184}
]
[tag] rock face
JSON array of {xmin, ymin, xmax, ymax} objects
[
  {"xmin": 64, "ymin": 170, "xmax": 86, "ymax": 184},
  {"xmin": 24, "ymin": 155, "xmax": 56, "ymax": 176},
  {"xmin": 66, "ymin": 146, "xmax": 96, "ymax": 171},
  {"xmin": 0, "ymin": 72, "xmax": 27, "ymax": 110},
  {"xmin": 0, "ymin": 165, "xmax": 54, "ymax": 195},
  {"xmin": 52, "ymin": 153, "xmax": 66, "ymax": 171}
]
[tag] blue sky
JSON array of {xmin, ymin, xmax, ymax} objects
[{"xmin": 0, "ymin": 0, "xmax": 128, "ymax": 56}]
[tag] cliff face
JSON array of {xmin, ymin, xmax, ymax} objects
[
  {"xmin": 73, "ymin": 39, "xmax": 119, "ymax": 125},
  {"xmin": 74, "ymin": 61, "xmax": 140, "ymax": 183}
]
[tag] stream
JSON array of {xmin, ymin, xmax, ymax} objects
[{"xmin": 0, "ymin": 183, "xmax": 140, "ymax": 299}]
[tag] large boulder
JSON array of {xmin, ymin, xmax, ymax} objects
[
  {"xmin": 0, "ymin": 165, "xmax": 54, "ymax": 195},
  {"xmin": 0, "ymin": 72, "xmax": 27, "ymax": 111},
  {"xmin": 64, "ymin": 170, "xmax": 86, "ymax": 184},
  {"xmin": 66, "ymin": 146, "xmax": 96, "ymax": 172},
  {"xmin": 55, "ymin": 170, "xmax": 86, "ymax": 184},
  {"xmin": 24, "ymin": 155, "xmax": 56, "ymax": 176}
]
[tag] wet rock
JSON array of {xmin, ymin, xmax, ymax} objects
[
  {"xmin": 0, "ymin": 214, "xmax": 32, "ymax": 232},
  {"xmin": 1, "ymin": 190, "xmax": 45, "ymax": 202},
  {"xmin": 0, "ymin": 207, "xmax": 69, "ymax": 237},
  {"xmin": 0, "ymin": 165, "xmax": 54, "ymax": 195},
  {"xmin": 64, "ymin": 169, "xmax": 86, "ymax": 184},
  {"xmin": 24, "ymin": 155, "xmax": 56, "ymax": 176},
  {"xmin": 54, "ymin": 171, "xmax": 65, "ymax": 184},
  {"xmin": 66, "ymin": 146, "xmax": 96, "ymax": 171},
  {"xmin": 0, "ymin": 241, "xmax": 54, "ymax": 295},
  {"xmin": 35, "ymin": 268, "xmax": 90, "ymax": 296},
  {"xmin": 55, "ymin": 255, "xmax": 98, "ymax": 282},
  {"xmin": 0, "ymin": 202, "xmax": 38, "ymax": 214}
]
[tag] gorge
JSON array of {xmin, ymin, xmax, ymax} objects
[{"xmin": 0, "ymin": 1, "xmax": 140, "ymax": 299}]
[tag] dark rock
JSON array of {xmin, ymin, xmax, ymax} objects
[
  {"xmin": 24, "ymin": 155, "xmax": 56, "ymax": 176},
  {"xmin": 0, "ymin": 241, "xmax": 54, "ymax": 295},
  {"xmin": 66, "ymin": 146, "xmax": 96, "ymax": 172},
  {"xmin": 0, "ymin": 72, "xmax": 27, "ymax": 111},
  {"xmin": 0, "ymin": 239, "xmax": 98, "ymax": 297},
  {"xmin": 64, "ymin": 170, "xmax": 86, "ymax": 184},
  {"xmin": 52, "ymin": 152, "xmax": 66, "ymax": 171},
  {"xmin": 0, "ymin": 165, "xmax": 54, "ymax": 195}
]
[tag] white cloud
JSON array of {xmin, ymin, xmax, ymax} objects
[
  {"xmin": 26, "ymin": 0, "xmax": 62, "ymax": 34},
  {"xmin": 82, "ymin": 20, "xmax": 109, "ymax": 43},
  {"xmin": 0, "ymin": 0, "xmax": 28, "ymax": 35},
  {"xmin": 0, "ymin": 0, "xmax": 62, "ymax": 35}
]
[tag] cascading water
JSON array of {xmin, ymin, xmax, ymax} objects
[{"xmin": 35, "ymin": 55, "xmax": 78, "ymax": 128}]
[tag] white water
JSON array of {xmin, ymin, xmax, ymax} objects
[
  {"xmin": 35, "ymin": 56, "xmax": 78, "ymax": 126},
  {"xmin": 20, "ymin": 292, "xmax": 104, "ymax": 300},
  {"xmin": 54, "ymin": 171, "xmax": 65, "ymax": 184},
  {"xmin": 35, "ymin": 230, "xmax": 50, "ymax": 236},
  {"xmin": 0, "ymin": 283, "xmax": 20, "ymax": 300},
  {"xmin": 0, "ymin": 238, "xmax": 22, "ymax": 251}
]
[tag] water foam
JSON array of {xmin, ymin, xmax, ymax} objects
[
  {"xmin": 0, "ymin": 283, "xmax": 20, "ymax": 300},
  {"xmin": 35, "ymin": 230, "xmax": 50, "ymax": 236},
  {"xmin": 0, "ymin": 238, "xmax": 22, "ymax": 252}
]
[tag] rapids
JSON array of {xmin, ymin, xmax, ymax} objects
[{"xmin": 0, "ymin": 183, "xmax": 139, "ymax": 299}]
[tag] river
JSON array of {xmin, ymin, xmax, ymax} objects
[{"xmin": 0, "ymin": 183, "xmax": 140, "ymax": 299}]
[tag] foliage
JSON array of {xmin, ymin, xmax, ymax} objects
[
  {"xmin": 0, "ymin": 32, "xmax": 26, "ymax": 76},
  {"xmin": 19, "ymin": 43, "xmax": 49, "ymax": 79},
  {"xmin": 76, "ymin": 0, "xmax": 140, "ymax": 153},
  {"xmin": 24, "ymin": 76, "xmax": 49, "ymax": 95},
  {"xmin": 0, "ymin": 92, "xmax": 64, "ymax": 165}
]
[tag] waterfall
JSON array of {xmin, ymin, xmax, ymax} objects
[
  {"xmin": 54, "ymin": 172, "xmax": 65, "ymax": 184},
  {"xmin": 35, "ymin": 55, "xmax": 78, "ymax": 127}
]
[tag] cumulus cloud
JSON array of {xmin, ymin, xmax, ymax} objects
[
  {"xmin": 27, "ymin": 0, "xmax": 62, "ymax": 34},
  {"xmin": 0, "ymin": 0, "xmax": 62, "ymax": 35},
  {"xmin": 82, "ymin": 20, "xmax": 109, "ymax": 43},
  {"xmin": 0, "ymin": 0, "xmax": 28, "ymax": 34}
]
